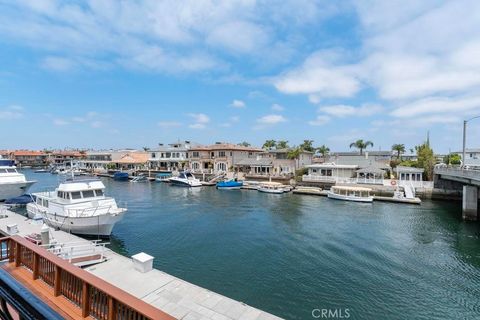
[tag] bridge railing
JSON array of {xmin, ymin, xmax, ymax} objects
[
  {"xmin": 0, "ymin": 236, "xmax": 174, "ymax": 320},
  {"xmin": 434, "ymin": 166, "xmax": 480, "ymax": 180}
]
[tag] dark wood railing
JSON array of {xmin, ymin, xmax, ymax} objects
[{"xmin": 0, "ymin": 236, "xmax": 175, "ymax": 320}]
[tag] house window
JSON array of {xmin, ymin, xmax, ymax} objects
[
  {"xmin": 211, "ymin": 152, "xmax": 215, "ymax": 157},
  {"xmin": 219, "ymin": 151, "xmax": 226, "ymax": 157},
  {"xmin": 192, "ymin": 152, "xmax": 199, "ymax": 157},
  {"xmin": 230, "ymin": 152, "xmax": 233, "ymax": 156},
  {"xmin": 151, "ymin": 153, "xmax": 156, "ymax": 158}
]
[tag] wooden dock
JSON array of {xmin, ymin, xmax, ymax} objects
[{"xmin": 0, "ymin": 206, "xmax": 283, "ymax": 320}]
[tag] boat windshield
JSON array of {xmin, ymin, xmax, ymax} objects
[{"xmin": 178, "ymin": 173, "xmax": 187, "ymax": 179}]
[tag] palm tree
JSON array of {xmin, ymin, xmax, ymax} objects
[
  {"xmin": 349, "ymin": 139, "xmax": 373, "ymax": 155},
  {"xmin": 276, "ymin": 140, "xmax": 289, "ymax": 149},
  {"xmin": 287, "ymin": 147, "xmax": 301, "ymax": 160},
  {"xmin": 238, "ymin": 141, "xmax": 251, "ymax": 147},
  {"xmin": 316, "ymin": 145, "xmax": 330, "ymax": 161},
  {"xmin": 262, "ymin": 140, "xmax": 277, "ymax": 150},
  {"xmin": 300, "ymin": 140, "xmax": 315, "ymax": 152},
  {"xmin": 391, "ymin": 144, "xmax": 405, "ymax": 160},
  {"xmin": 142, "ymin": 147, "xmax": 150, "ymax": 152}
]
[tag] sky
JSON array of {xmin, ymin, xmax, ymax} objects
[{"xmin": 1, "ymin": 0, "xmax": 480, "ymax": 153}]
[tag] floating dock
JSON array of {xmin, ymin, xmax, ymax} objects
[{"xmin": 0, "ymin": 206, "xmax": 282, "ymax": 320}]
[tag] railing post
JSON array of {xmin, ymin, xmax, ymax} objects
[
  {"xmin": 8, "ymin": 239, "xmax": 14, "ymax": 263},
  {"xmin": 14, "ymin": 242, "xmax": 21, "ymax": 267},
  {"xmin": 108, "ymin": 296, "xmax": 116, "ymax": 320},
  {"xmin": 54, "ymin": 266, "xmax": 61, "ymax": 296},
  {"xmin": 33, "ymin": 252, "xmax": 39, "ymax": 280},
  {"xmin": 81, "ymin": 282, "xmax": 90, "ymax": 317}
]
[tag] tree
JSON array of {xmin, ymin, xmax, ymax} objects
[
  {"xmin": 391, "ymin": 144, "xmax": 405, "ymax": 159},
  {"xmin": 316, "ymin": 145, "xmax": 330, "ymax": 161},
  {"xmin": 238, "ymin": 141, "xmax": 251, "ymax": 147},
  {"xmin": 287, "ymin": 147, "xmax": 301, "ymax": 160},
  {"xmin": 349, "ymin": 139, "xmax": 373, "ymax": 155},
  {"xmin": 299, "ymin": 140, "xmax": 315, "ymax": 152},
  {"xmin": 416, "ymin": 142, "xmax": 435, "ymax": 180},
  {"xmin": 142, "ymin": 147, "xmax": 150, "ymax": 152},
  {"xmin": 262, "ymin": 140, "xmax": 277, "ymax": 150},
  {"xmin": 276, "ymin": 140, "xmax": 289, "ymax": 149},
  {"xmin": 443, "ymin": 153, "xmax": 461, "ymax": 165}
]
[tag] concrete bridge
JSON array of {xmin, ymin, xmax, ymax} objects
[{"xmin": 434, "ymin": 167, "xmax": 480, "ymax": 220}]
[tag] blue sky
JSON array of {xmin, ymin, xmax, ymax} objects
[{"xmin": 1, "ymin": 0, "xmax": 480, "ymax": 153}]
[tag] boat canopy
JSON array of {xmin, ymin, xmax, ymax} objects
[{"xmin": 331, "ymin": 186, "xmax": 372, "ymax": 192}]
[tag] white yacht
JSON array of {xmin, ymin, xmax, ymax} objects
[
  {"xmin": 0, "ymin": 158, "xmax": 36, "ymax": 201},
  {"xmin": 169, "ymin": 171, "xmax": 202, "ymax": 187},
  {"xmin": 257, "ymin": 182, "xmax": 286, "ymax": 194},
  {"xmin": 26, "ymin": 176, "xmax": 127, "ymax": 237},
  {"xmin": 327, "ymin": 186, "xmax": 373, "ymax": 203}
]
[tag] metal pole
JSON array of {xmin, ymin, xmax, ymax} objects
[{"xmin": 462, "ymin": 120, "xmax": 467, "ymax": 169}]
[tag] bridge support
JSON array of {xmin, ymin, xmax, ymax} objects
[{"xmin": 462, "ymin": 185, "xmax": 478, "ymax": 221}]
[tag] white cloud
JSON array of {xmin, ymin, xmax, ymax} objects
[
  {"xmin": 390, "ymin": 95, "xmax": 480, "ymax": 118},
  {"xmin": 187, "ymin": 113, "xmax": 210, "ymax": 129},
  {"xmin": 230, "ymin": 100, "xmax": 246, "ymax": 108},
  {"xmin": 308, "ymin": 115, "xmax": 330, "ymax": 126},
  {"xmin": 256, "ymin": 114, "xmax": 287, "ymax": 125},
  {"xmin": 271, "ymin": 104, "xmax": 284, "ymax": 111},
  {"xmin": 0, "ymin": 105, "xmax": 24, "ymax": 119},
  {"xmin": 319, "ymin": 104, "xmax": 383, "ymax": 117},
  {"xmin": 157, "ymin": 121, "xmax": 181, "ymax": 128},
  {"xmin": 53, "ymin": 118, "xmax": 69, "ymax": 126}
]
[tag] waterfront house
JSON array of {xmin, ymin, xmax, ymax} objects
[
  {"xmin": 47, "ymin": 151, "xmax": 85, "ymax": 165},
  {"xmin": 456, "ymin": 148, "xmax": 480, "ymax": 168},
  {"xmin": 188, "ymin": 143, "xmax": 263, "ymax": 174},
  {"xmin": 303, "ymin": 163, "xmax": 359, "ymax": 183},
  {"xmin": 113, "ymin": 152, "xmax": 149, "ymax": 171},
  {"xmin": 395, "ymin": 166, "xmax": 424, "ymax": 183},
  {"xmin": 8, "ymin": 150, "xmax": 48, "ymax": 167},
  {"xmin": 79, "ymin": 151, "xmax": 114, "ymax": 172},
  {"xmin": 327, "ymin": 151, "xmax": 392, "ymax": 166},
  {"xmin": 149, "ymin": 141, "xmax": 196, "ymax": 171}
]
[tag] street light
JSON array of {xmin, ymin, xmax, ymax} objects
[{"xmin": 462, "ymin": 115, "xmax": 480, "ymax": 169}]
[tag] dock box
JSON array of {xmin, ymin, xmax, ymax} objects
[
  {"xmin": 6, "ymin": 224, "xmax": 18, "ymax": 235},
  {"xmin": 131, "ymin": 252, "xmax": 154, "ymax": 273}
]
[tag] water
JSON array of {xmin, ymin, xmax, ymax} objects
[{"xmin": 24, "ymin": 171, "xmax": 480, "ymax": 320}]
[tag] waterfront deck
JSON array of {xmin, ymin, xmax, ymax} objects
[{"xmin": 0, "ymin": 206, "xmax": 282, "ymax": 320}]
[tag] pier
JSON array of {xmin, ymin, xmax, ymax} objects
[{"xmin": 0, "ymin": 207, "xmax": 282, "ymax": 320}]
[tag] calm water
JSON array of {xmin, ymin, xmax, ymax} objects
[{"xmin": 24, "ymin": 171, "xmax": 480, "ymax": 320}]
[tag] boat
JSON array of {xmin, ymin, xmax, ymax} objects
[
  {"xmin": 34, "ymin": 169, "xmax": 49, "ymax": 173},
  {"xmin": 113, "ymin": 172, "xmax": 129, "ymax": 181},
  {"xmin": 26, "ymin": 176, "xmax": 127, "ymax": 237},
  {"xmin": 327, "ymin": 186, "xmax": 373, "ymax": 203},
  {"xmin": 4, "ymin": 194, "xmax": 35, "ymax": 207},
  {"xmin": 0, "ymin": 159, "xmax": 36, "ymax": 201},
  {"xmin": 216, "ymin": 179, "xmax": 243, "ymax": 190},
  {"xmin": 155, "ymin": 172, "xmax": 172, "ymax": 182},
  {"xmin": 257, "ymin": 182, "xmax": 286, "ymax": 194},
  {"xmin": 169, "ymin": 171, "xmax": 202, "ymax": 187},
  {"xmin": 131, "ymin": 174, "xmax": 148, "ymax": 183}
]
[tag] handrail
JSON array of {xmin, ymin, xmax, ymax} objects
[{"xmin": 1, "ymin": 236, "xmax": 175, "ymax": 320}]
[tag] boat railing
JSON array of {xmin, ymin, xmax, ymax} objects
[
  {"xmin": 65, "ymin": 205, "xmax": 115, "ymax": 218},
  {"xmin": 0, "ymin": 235, "xmax": 174, "ymax": 319}
]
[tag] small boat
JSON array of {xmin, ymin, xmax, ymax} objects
[
  {"xmin": 113, "ymin": 172, "xmax": 129, "ymax": 181},
  {"xmin": 34, "ymin": 169, "xmax": 49, "ymax": 173},
  {"xmin": 258, "ymin": 182, "xmax": 285, "ymax": 194},
  {"xmin": 216, "ymin": 179, "xmax": 243, "ymax": 190},
  {"xmin": 4, "ymin": 194, "xmax": 34, "ymax": 206},
  {"xmin": 327, "ymin": 186, "xmax": 373, "ymax": 203},
  {"xmin": 26, "ymin": 176, "xmax": 127, "ymax": 237},
  {"xmin": 169, "ymin": 171, "xmax": 202, "ymax": 187},
  {"xmin": 155, "ymin": 172, "xmax": 172, "ymax": 182},
  {"xmin": 131, "ymin": 174, "xmax": 148, "ymax": 183}
]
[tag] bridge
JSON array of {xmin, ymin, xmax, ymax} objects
[{"xmin": 434, "ymin": 167, "xmax": 480, "ymax": 220}]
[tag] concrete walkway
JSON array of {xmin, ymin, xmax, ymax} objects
[{"xmin": 0, "ymin": 206, "xmax": 282, "ymax": 320}]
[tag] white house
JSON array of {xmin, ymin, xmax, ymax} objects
[
  {"xmin": 303, "ymin": 163, "xmax": 359, "ymax": 183},
  {"xmin": 149, "ymin": 141, "xmax": 196, "ymax": 171},
  {"xmin": 457, "ymin": 148, "xmax": 480, "ymax": 168}
]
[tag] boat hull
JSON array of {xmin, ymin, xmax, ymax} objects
[
  {"xmin": 327, "ymin": 191, "xmax": 373, "ymax": 203},
  {"xmin": 0, "ymin": 181, "xmax": 35, "ymax": 201},
  {"xmin": 27, "ymin": 207, "xmax": 126, "ymax": 237},
  {"xmin": 258, "ymin": 188, "xmax": 284, "ymax": 194},
  {"xmin": 169, "ymin": 179, "xmax": 202, "ymax": 187}
]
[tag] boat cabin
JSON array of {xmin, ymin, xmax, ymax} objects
[{"xmin": 330, "ymin": 186, "xmax": 372, "ymax": 198}]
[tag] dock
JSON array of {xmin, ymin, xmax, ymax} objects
[{"xmin": 0, "ymin": 206, "xmax": 282, "ymax": 320}]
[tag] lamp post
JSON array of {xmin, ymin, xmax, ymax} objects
[{"xmin": 462, "ymin": 115, "xmax": 480, "ymax": 169}]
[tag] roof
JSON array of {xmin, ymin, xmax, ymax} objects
[
  {"xmin": 331, "ymin": 151, "xmax": 392, "ymax": 156},
  {"xmin": 356, "ymin": 165, "xmax": 386, "ymax": 174},
  {"xmin": 395, "ymin": 166, "xmax": 424, "ymax": 173},
  {"xmin": 190, "ymin": 143, "xmax": 263, "ymax": 152},
  {"xmin": 115, "ymin": 152, "xmax": 149, "ymax": 164},
  {"xmin": 454, "ymin": 148, "xmax": 480, "ymax": 153},
  {"xmin": 235, "ymin": 158, "xmax": 273, "ymax": 166},
  {"xmin": 306, "ymin": 163, "xmax": 358, "ymax": 169},
  {"xmin": 11, "ymin": 150, "xmax": 46, "ymax": 156}
]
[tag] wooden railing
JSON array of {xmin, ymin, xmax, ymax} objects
[{"xmin": 0, "ymin": 236, "xmax": 175, "ymax": 320}]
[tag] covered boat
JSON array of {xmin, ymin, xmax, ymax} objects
[
  {"xmin": 155, "ymin": 172, "xmax": 172, "ymax": 182},
  {"xmin": 113, "ymin": 171, "xmax": 129, "ymax": 181},
  {"xmin": 257, "ymin": 182, "xmax": 286, "ymax": 194},
  {"xmin": 216, "ymin": 179, "xmax": 243, "ymax": 190},
  {"xmin": 327, "ymin": 186, "xmax": 373, "ymax": 203}
]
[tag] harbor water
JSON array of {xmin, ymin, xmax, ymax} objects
[{"xmin": 24, "ymin": 171, "xmax": 480, "ymax": 320}]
